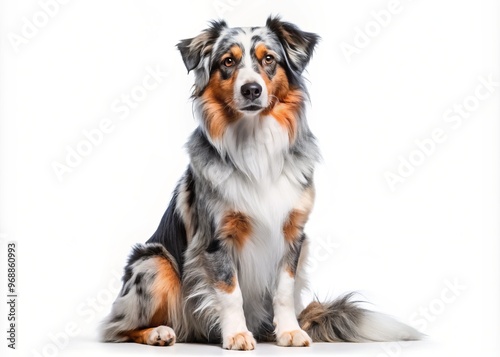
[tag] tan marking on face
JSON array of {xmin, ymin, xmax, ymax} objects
[
  {"xmin": 201, "ymin": 71, "xmax": 242, "ymax": 139},
  {"xmin": 283, "ymin": 186, "xmax": 315, "ymax": 243},
  {"xmin": 221, "ymin": 45, "xmax": 243, "ymax": 66},
  {"xmin": 255, "ymin": 43, "xmax": 268, "ymax": 61},
  {"xmin": 261, "ymin": 66, "xmax": 303, "ymax": 143},
  {"xmin": 230, "ymin": 45, "xmax": 243, "ymax": 62},
  {"xmin": 285, "ymin": 266, "xmax": 295, "ymax": 278},
  {"xmin": 215, "ymin": 275, "xmax": 237, "ymax": 294},
  {"xmin": 220, "ymin": 211, "xmax": 252, "ymax": 250}
]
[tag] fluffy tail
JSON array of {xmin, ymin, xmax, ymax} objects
[{"xmin": 298, "ymin": 294, "xmax": 423, "ymax": 342}]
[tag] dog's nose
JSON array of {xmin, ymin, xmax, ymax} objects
[{"xmin": 241, "ymin": 82, "xmax": 262, "ymax": 100}]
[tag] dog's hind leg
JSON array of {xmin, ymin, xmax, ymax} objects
[{"xmin": 100, "ymin": 243, "xmax": 182, "ymax": 346}]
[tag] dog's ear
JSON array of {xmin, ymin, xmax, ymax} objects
[
  {"xmin": 266, "ymin": 16, "xmax": 319, "ymax": 74},
  {"xmin": 177, "ymin": 20, "xmax": 227, "ymax": 95}
]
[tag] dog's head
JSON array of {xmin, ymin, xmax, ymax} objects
[{"xmin": 177, "ymin": 16, "xmax": 319, "ymax": 144}]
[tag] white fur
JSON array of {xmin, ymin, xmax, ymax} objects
[
  {"xmin": 215, "ymin": 279, "xmax": 256, "ymax": 350},
  {"xmin": 212, "ymin": 113, "xmax": 306, "ymax": 332},
  {"xmin": 176, "ymin": 177, "xmax": 195, "ymax": 243},
  {"xmin": 272, "ymin": 270, "xmax": 312, "ymax": 347},
  {"xmin": 294, "ymin": 238, "xmax": 310, "ymax": 315},
  {"xmin": 232, "ymin": 30, "xmax": 269, "ymax": 110},
  {"xmin": 102, "ymin": 259, "xmax": 161, "ymax": 341},
  {"xmin": 146, "ymin": 326, "xmax": 176, "ymax": 345},
  {"xmin": 273, "ymin": 270, "xmax": 302, "ymax": 333},
  {"xmin": 220, "ymin": 114, "xmax": 289, "ymax": 181},
  {"xmin": 190, "ymin": 26, "xmax": 313, "ymax": 341},
  {"xmin": 358, "ymin": 311, "xmax": 424, "ymax": 342}
]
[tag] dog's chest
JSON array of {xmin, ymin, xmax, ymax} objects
[
  {"xmin": 223, "ymin": 170, "xmax": 301, "ymax": 228},
  {"xmin": 219, "ymin": 115, "xmax": 302, "ymax": 228},
  {"xmin": 221, "ymin": 166, "xmax": 303, "ymax": 325},
  {"xmin": 214, "ymin": 115, "xmax": 307, "ymax": 326}
]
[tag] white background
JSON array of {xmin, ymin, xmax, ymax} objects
[{"xmin": 1, "ymin": 0, "xmax": 499, "ymax": 356}]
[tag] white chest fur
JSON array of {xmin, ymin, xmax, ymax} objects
[
  {"xmin": 214, "ymin": 114, "xmax": 305, "ymax": 329},
  {"xmin": 222, "ymin": 169, "xmax": 303, "ymax": 331}
]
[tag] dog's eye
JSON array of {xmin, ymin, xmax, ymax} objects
[
  {"xmin": 222, "ymin": 57, "xmax": 235, "ymax": 67},
  {"xmin": 263, "ymin": 54, "xmax": 275, "ymax": 65}
]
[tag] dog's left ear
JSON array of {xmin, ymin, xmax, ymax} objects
[{"xmin": 266, "ymin": 16, "xmax": 319, "ymax": 74}]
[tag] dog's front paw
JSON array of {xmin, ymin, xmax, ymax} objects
[
  {"xmin": 223, "ymin": 331, "xmax": 256, "ymax": 350},
  {"xmin": 276, "ymin": 329, "xmax": 312, "ymax": 347},
  {"xmin": 146, "ymin": 325, "xmax": 176, "ymax": 346}
]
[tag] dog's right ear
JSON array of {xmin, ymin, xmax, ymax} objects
[{"xmin": 177, "ymin": 20, "xmax": 227, "ymax": 95}]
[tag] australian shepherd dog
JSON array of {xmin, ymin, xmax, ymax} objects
[{"xmin": 100, "ymin": 16, "xmax": 421, "ymax": 350}]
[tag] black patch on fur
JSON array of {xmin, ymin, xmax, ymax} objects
[
  {"xmin": 122, "ymin": 268, "xmax": 133, "ymax": 286},
  {"xmin": 206, "ymin": 238, "xmax": 220, "ymax": 253},
  {"xmin": 134, "ymin": 272, "xmax": 145, "ymax": 285},
  {"xmin": 135, "ymin": 283, "xmax": 145, "ymax": 296},
  {"xmin": 251, "ymin": 34, "xmax": 263, "ymax": 43},
  {"xmin": 286, "ymin": 233, "xmax": 306, "ymax": 275},
  {"xmin": 185, "ymin": 166, "xmax": 196, "ymax": 208},
  {"xmin": 120, "ymin": 284, "xmax": 131, "ymax": 297},
  {"xmin": 255, "ymin": 320, "xmax": 276, "ymax": 342},
  {"xmin": 147, "ymin": 191, "xmax": 188, "ymax": 277},
  {"xmin": 127, "ymin": 244, "xmax": 168, "ymax": 266}
]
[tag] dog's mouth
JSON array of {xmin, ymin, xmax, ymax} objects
[{"xmin": 240, "ymin": 105, "xmax": 263, "ymax": 112}]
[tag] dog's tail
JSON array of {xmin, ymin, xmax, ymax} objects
[{"xmin": 298, "ymin": 294, "xmax": 423, "ymax": 342}]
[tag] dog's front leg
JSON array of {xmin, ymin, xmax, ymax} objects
[
  {"xmin": 273, "ymin": 188, "xmax": 315, "ymax": 347},
  {"xmin": 205, "ymin": 237, "xmax": 255, "ymax": 350},
  {"xmin": 273, "ymin": 248, "xmax": 313, "ymax": 347}
]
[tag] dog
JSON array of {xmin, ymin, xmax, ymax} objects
[{"xmin": 100, "ymin": 16, "xmax": 422, "ymax": 350}]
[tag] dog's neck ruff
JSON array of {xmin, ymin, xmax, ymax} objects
[{"xmin": 199, "ymin": 110, "xmax": 290, "ymax": 182}]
